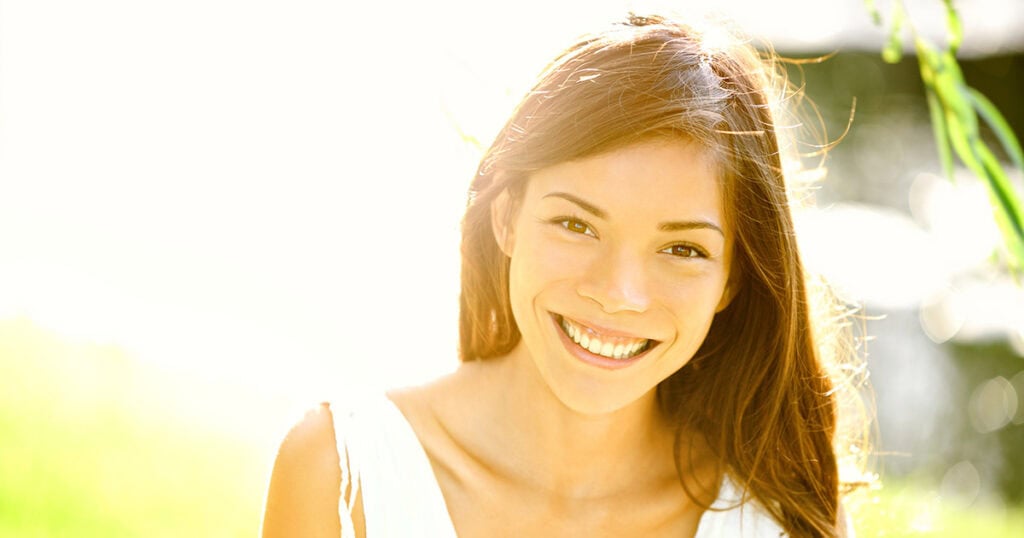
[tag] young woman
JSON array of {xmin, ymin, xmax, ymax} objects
[{"xmin": 262, "ymin": 13, "xmax": 865, "ymax": 538}]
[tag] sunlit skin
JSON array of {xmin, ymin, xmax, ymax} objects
[
  {"xmin": 498, "ymin": 138, "xmax": 736, "ymax": 416},
  {"xmin": 262, "ymin": 138, "xmax": 737, "ymax": 537}
]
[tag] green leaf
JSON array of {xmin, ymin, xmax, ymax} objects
[
  {"xmin": 977, "ymin": 144, "xmax": 1024, "ymax": 271},
  {"xmin": 882, "ymin": 1, "xmax": 906, "ymax": 64},
  {"xmin": 933, "ymin": 52, "xmax": 977, "ymax": 133},
  {"xmin": 944, "ymin": 106, "xmax": 985, "ymax": 179},
  {"xmin": 864, "ymin": 0, "xmax": 883, "ymax": 26},
  {"xmin": 925, "ymin": 88, "xmax": 955, "ymax": 180},
  {"xmin": 942, "ymin": 0, "xmax": 964, "ymax": 54},
  {"xmin": 915, "ymin": 35, "xmax": 935, "ymax": 56},
  {"xmin": 979, "ymin": 145, "xmax": 1024, "ymax": 238},
  {"xmin": 968, "ymin": 87, "xmax": 1024, "ymax": 172},
  {"xmin": 917, "ymin": 39, "xmax": 955, "ymax": 180},
  {"xmin": 915, "ymin": 38, "xmax": 940, "ymax": 85}
]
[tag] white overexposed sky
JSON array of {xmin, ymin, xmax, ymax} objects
[{"xmin": 1, "ymin": 0, "xmax": 1020, "ymax": 403}]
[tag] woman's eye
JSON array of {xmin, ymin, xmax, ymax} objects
[
  {"xmin": 558, "ymin": 218, "xmax": 596, "ymax": 237},
  {"xmin": 661, "ymin": 244, "xmax": 706, "ymax": 258}
]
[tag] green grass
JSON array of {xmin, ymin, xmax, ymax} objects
[
  {"xmin": 848, "ymin": 481, "xmax": 1024, "ymax": 537},
  {"xmin": 0, "ymin": 318, "xmax": 287, "ymax": 537},
  {"xmin": 1, "ymin": 317, "xmax": 1022, "ymax": 536}
]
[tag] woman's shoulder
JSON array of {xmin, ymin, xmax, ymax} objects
[
  {"xmin": 262, "ymin": 403, "xmax": 348, "ymax": 538},
  {"xmin": 276, "ymin": 403, "xmax": 338, "ymax": 462}
]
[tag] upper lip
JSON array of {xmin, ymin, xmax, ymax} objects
[{"xmin": 554, "ymin": 312, "xmax": 658, "ymax": 342}]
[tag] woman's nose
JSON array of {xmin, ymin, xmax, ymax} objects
[{"xmin": 576, "ymin": 249, "xmax": 649, "ymax": 314}]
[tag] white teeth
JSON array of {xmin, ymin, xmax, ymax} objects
[{"xmin": 559, "ymin": 316, "xmax": 650, "ymax": 360}]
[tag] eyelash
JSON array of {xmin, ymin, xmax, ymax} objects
[
  {"xmin": 659, "ymin": 243, "xmax": 709, "ymax": 259},
  {"xmin": 548, "ymin": 215, "xmax": 710, "ymax": 259},
  {"xmin": 551, "ymin": 215, "xmax": 598, "ymax": 238}
]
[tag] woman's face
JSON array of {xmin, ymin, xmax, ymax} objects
[{"xmin": 496, "ymin": 138, "xmax": 735, "ymax": 415}]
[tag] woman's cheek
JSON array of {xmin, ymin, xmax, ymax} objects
[{"xmin": 525, "ymin": 235, "xmax": 595, "ymax": 282}]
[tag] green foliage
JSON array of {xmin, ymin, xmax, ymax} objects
[
  {"xmin": 863, "ymin": 0, "xmax": 883, "ymax": 26},
  {"xmin": 849, "ymin": 482, "xmax": 1024, "ymax": 537},
  {"xmin": 942, "ymin": 0, "xmax": 963, "ymax": 53},
  {"xmin": 868, "ymin": 0, "xmax": 1024, "ymax": 277},
  {"xmin": 882, "ymin": 1, "xmax": 905, "ymax": 64},
  {"xmin": 0, "ymin": 319, "xmax": 278, "ymax": 537},
  {"xmin": 969, "ymin": 88, "xmax": 1024, "ymax": 171}
]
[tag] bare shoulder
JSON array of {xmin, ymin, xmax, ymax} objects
[{"xmin": 261, "ymin": 402, "xmax": 364, "ymax": 538}]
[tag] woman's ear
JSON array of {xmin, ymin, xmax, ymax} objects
[
  {"xmin": 716, "ymin": 280, "xmax": 740, "ymax": 313},
  {"xmin": 716, "ymin": 267, "xmax": 742, "ymax": 313},
  {"xmin": 490, "ymin": 188, "xmax": 517, "ymax": 257}
]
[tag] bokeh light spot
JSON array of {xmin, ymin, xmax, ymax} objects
[
  {"xmin": 968, "ymin": 376, "xmax": 1018, "ymax": 433},
  {"xmin": 919, "ymin": 287, "xmax": 966, "ymax": 343},
  {"xmin": 939, "ymin": 460, "xmax": 981, "ymax": 509},
  {"xmin": 1010, "ymin": 371, "xmax": 1024, "ymax": 425}
]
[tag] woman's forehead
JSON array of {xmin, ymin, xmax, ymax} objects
[
  {"xmin": 532, "ymin": 139, "xmax": 724, "ymax": 195},
  {"xmin": 524, "ymin": 139, "xmax": 726, "ymax": 221}
]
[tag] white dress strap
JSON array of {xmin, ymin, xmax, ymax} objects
[
  {"xmin": 332, "ymin": 395, "xmax": 458, "ymax": 538},
  {"xmin": 694, "ymin": 476, "xmax": 787, "ymax": 538}
]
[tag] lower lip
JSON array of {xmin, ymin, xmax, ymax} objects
[{"xmin": 551, "ymin": 314, "xmax": 652, "ymax": 370}]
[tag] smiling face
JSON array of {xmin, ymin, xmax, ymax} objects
[{"xmin": 493, "ymin": 138, "xmax": 736, "ymax": 415}]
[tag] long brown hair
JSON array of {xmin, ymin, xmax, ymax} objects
[{"xmin": 458, "ymin": 14, "xmax": 858, "ymax": 537}]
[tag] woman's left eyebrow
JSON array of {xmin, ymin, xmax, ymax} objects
[{"xmin": 659, "ymin": 221, "xmax": 724, "ymax": 237}]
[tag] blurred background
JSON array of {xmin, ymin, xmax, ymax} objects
[{"xmin": 1, "ymin": 0, "xmax": 1022, "ymax": 535}]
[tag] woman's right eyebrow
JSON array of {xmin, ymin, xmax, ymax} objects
[{"xmin": 541, "ymin": 192, "xmax": 606, "ymax": 219}]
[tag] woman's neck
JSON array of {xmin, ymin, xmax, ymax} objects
[{"xmin": 447, "ymin": 345, "xmax": 682, "ymax": 500}]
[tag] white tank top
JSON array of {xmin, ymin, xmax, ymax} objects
[{"xmin": 332, "ymin": 395, "xmax": 794, "ymax": 537}]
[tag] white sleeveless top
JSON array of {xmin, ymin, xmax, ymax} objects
[{"xmin": 332, "ymin": 395, "xmax": 790, "ymax": 537}]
